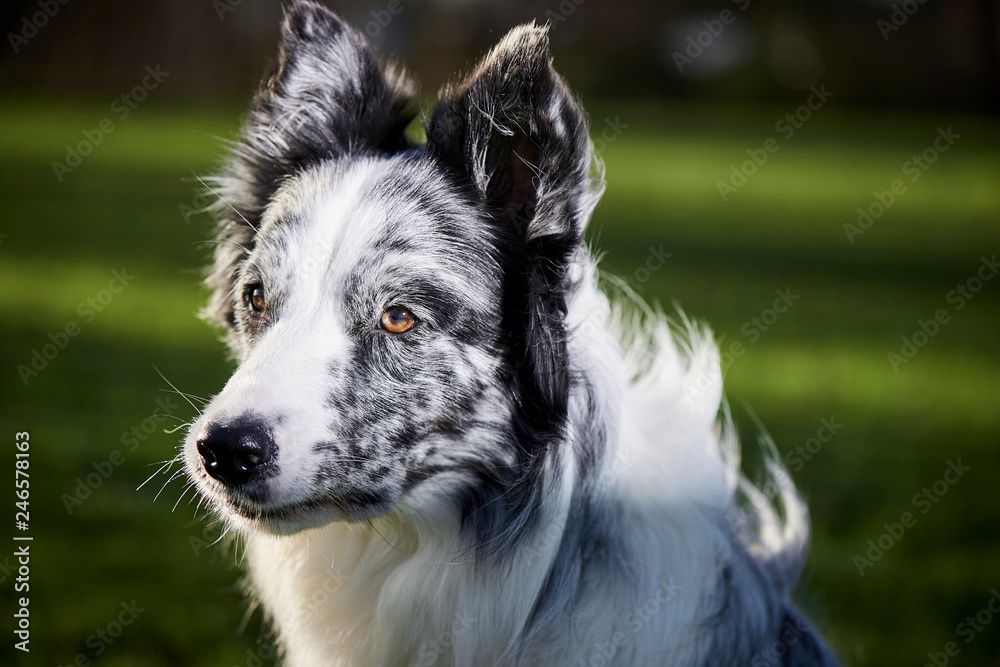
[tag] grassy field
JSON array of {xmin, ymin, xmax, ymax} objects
[{"xmin": 0, "ymin": 98, "xmax": 997, "ymax": 666}]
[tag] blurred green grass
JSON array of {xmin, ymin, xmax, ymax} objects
[{"xmin": 0, "ymin": 98, "xmax": 997, "ymax": 666}]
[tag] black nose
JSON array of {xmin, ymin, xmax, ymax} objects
[{"xmin": 196, "ymin": 419, "xmax": 274, "ymax": 487}]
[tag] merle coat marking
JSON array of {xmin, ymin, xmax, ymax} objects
[{"xmin": 182, "ymin": 3, "xmax": 842, "ymax": 665}]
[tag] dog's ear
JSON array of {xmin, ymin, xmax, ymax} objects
[
  {"xmin": 427, "ymin": 23, "xmax": 599, "ymax": 423},
  {"xmin": 427, "ymin": 23, "xmax": 595, "ymax": 240},
  {"xmin": 250, "ymin": 0, "xmax": 417, "ymax": 165},
  {"xmin": 205, "ymin": 0, "xmax": 416, "ymax": 344}
]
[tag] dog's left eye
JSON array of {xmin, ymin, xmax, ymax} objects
[
  {"xmin": 247, "ymin": 285, "xmax": 266, "ymax": 313},
  {"xmin": 380, "ymin": 306, "xmax": 416, "ymax": 334}
]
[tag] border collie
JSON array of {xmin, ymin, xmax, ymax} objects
[{"xmin": 181, "ymin": 2, "xmax": 841, "ymax": 665}]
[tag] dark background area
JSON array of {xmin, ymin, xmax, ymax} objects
[
  {"xmin": 1, "ymin": 1, "xmax": 998, "ymax": 666},
  {"xmin": 2, "ymin": 0, "xmax": 999, "ymax": 110}
]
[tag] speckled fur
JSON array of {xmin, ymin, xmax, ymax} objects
[{"xmin": 182, "ymin": 3, "xmax": 842, "ymax": 665}]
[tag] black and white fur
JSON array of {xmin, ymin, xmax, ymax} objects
[{"xmin": 182, "ymin": 3, "xmax": 841, "ymax": 665}]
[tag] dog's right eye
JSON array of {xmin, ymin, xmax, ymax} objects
[
  {"xmin": 380, "ymin": 306, "xmax": 416, "ymax": 334},
  {"xmin": 246, "ymin": 285, "xmax": 266, "ymax": 313}
]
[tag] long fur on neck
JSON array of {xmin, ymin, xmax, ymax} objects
[{"xmin": 242, "ymin": 255, "xmax": 825, "ymax": 666}]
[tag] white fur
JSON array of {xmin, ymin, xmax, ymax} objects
[
  {"xmin": 202, "ymin": 248, "xmax": 810, "ymax": 666},
  {"xmin": 183, "ymin": 7, "xmax": 834, "ymax": 663}
]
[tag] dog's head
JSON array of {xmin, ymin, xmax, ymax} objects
[{"xmin": 184, "ymin": 0, "xmax": 600, "ymax": 535}]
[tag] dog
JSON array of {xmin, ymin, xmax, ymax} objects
[{"xmin": 181, "ymin": 2, "xmax": 842, "ymax": 665}]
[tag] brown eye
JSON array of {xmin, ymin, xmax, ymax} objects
[
  {"xmin": 380, "ymin": 306, "xmax": 416, "ymax": 334},
  {"xmin": 249, "ymin": 286, "xmax": 266, "ymax": 313}
]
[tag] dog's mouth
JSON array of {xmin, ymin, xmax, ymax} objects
[
  {"xmin": 226, "ymin": 497, "xmax": 346, "ymax": 535},
  {"xmin": 206, "ymin": 483, "xmax": 392, "ymax": 535}
]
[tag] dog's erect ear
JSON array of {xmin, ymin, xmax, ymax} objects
[
  {"xmin": 205, "ymin": 0, "xmax": 416, "ymax": 344},
  {"xmin": 427, "ymin": 24, "xmax": 600, "ymax": 423},
  {"xmin": 427, "ymin": 23, "xmax": 597, "ymax": 241},
  {"xmin": 249, "ymin": 0, "xmax": 417, "ymax": 166}
]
